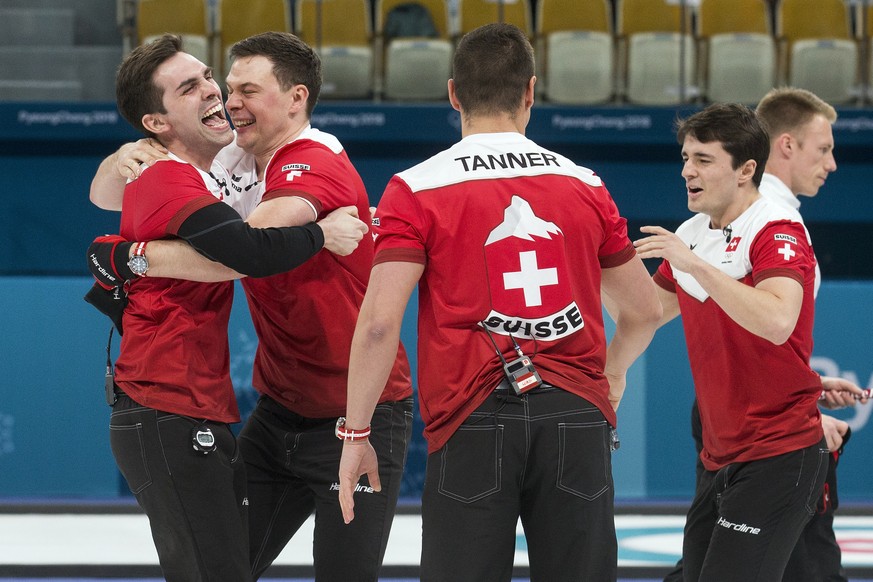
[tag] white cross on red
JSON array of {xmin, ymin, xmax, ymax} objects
[
  {"xmin": 777, "ymin": 243, "xmax": 796, "ymax": 261},
  {"xmin": 503, "ymin": 251, "xmax": 558, "ymax": 307}
]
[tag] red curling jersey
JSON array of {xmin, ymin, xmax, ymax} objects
[
  {"xmin": 115, "ymin": 155, "xmax": 239, "ymax": 423},
  {"xmin": 373, "ymin": 132, "xmax": 635, "ymax": 453},
  {"xmin": 241, "ymin": 127, "xmax": 412, "ymax": 417},
  {"xmin": 654, "ymin": 197, "xmax": 822, "ymax": 471}
]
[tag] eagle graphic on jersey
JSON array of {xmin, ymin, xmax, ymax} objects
[{"xmin": 481, "ymin": 195, "xmax": 584, "ymax": 340}]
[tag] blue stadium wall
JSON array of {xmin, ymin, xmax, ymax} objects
[{"xmin": 1, "ymin": 102, "xmax": 871, "ymax": 502}]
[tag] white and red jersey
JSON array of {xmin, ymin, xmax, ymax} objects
[
  {"xmin": 759, "ymin": 172, "xmax": 821, "ymax": 296},
  {"xmin": 241, "ymin": 127, "xmax": 412, "ymax": 417},
  {"xmin": 116, "ymin": 154, "xmax": 239, "ymax": 423},
  {"xmin": 215, "ymin": 138, "xmax": 261, "ymax": 218},
  {"xmin": 655, "ymin": 197, "xmax": 822, "ymax": 471},
  {"xmin": 373, "ymin": 132, "xmax": 635, "ymax": 453}
]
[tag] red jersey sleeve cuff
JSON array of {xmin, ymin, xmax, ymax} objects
[
  {"xmin": 166, "ymin": 197, "xmax": 220, "ymax": 235},
  {"xmin": 753, "ymin": 267, "xmax": 804, "ymax": 287},
  {"xmin": 653, "ymin": 270, "xmax": 676, "ymax": 293},
  {"xmin": 599, "ymin": 242, "xmax": 636, "ymax": 269},
  {"xmin": 374, "ymin": 247, "xmax": 426, "ymax": 266},
  {"xmin": 261, "ymin": 189, "xmax": 324, "ymax": 216}
]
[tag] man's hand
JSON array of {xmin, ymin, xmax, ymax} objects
[
  {"xmin": 318, "ymin": 206, "xmax": 368, "ymax": 256},
  {"xmin": 87, "ymin": 235, "xmax": 136, "ymax": 288},
  {"xmin": 634, "ymin": 225, "xmax": 705, "ymax": 273},
  {"xmin": 116, "ymin": 138, "xmax": 169, "ymax": 180},
  {"xmin": 820, "ymin": 375, "xmax": 869, "ymax": 409},
  {"xmin": 338, "ymin": 440, "xmax": 381, "ymax": 524},
  {"xmin": 821, "ymin": 414, "xmax": 849, "ymax": 452},
  {"xmin": 605, "ymin": 369, "xmax": 627, "ymax": 411}
]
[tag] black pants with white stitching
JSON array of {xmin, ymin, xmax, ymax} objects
[
  {"xmin": 681, "ymin": 437, "xmax": 829, "ymax": 582},
  {"xmin": 420, "ymin": 385, "xmax": 617, "ymax": 582},
  {"xmin": 110, "ymin": 393, "xmax": 251, "ymax": 582}
]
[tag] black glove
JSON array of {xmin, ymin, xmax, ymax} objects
[
  {"xmin": 87, "ymin": 235, "xmax": 135, "ymax": 289},
  {"xmin": 84, "ymin": 281, "xmax": 127, "ymax": 335}
]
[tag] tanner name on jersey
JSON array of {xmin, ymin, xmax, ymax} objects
[{"xmin": 455, "ymin": 151, "xmax": 560, "ymax": 172}]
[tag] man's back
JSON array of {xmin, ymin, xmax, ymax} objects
[{"xmin": 375, "ymin": 131, "xmax": 635, "ymax": 451}]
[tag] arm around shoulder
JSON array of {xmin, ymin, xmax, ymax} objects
[{"xmin": 89, "ymin": 139, "xmax": 170, "ymax": 210}]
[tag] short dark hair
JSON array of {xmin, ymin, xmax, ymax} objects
[
  {"xmin": 452, "ymin": 23, "xmax": 534, "ymax": 118},
  {"xmin": 230, "ymin": 31, "xmax": 322, "ymax": 118},
  {"xmin": 116, "ymin": 34, "xmax": 182, "ymax": 137},
  {"xmin": 676, "ymin": 103, "xmax": 770, "ymax": 187},
  {"xmin": 756, "ymin": 87, "xmax": 837, "ymax": 140}
]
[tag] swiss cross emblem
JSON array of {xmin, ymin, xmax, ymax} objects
[
  {"xmin": 281, "ymin": 163, "xmax": 310, "ymax": 182},
  {"xmin": 480, "ymin": 196, "xmax": 584, "ymax": 341},
  {"xmin": 725, "ymin": 237, "xmax": 742, "ymax": 252},
  {"xmin": 777, "ymin": 242, "xmax": 796, "ymax": 261}
]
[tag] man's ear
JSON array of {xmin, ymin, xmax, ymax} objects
[
  {"xmin": 288, "ymin": 84, "xmax": 310, "ymax": 115},
  {"xmin": 447, "ymin": 79, "xmax": 461, "ymax": 112},
  {"xmin": 738, "ymin": 158, "xmax": 757, "ymax": 185},
  {"xmin": 774, "ymin": 132, "xmax": 794, "ymax": 159},
  {"xmin": 142, "ymin": 113, "xmax": 168, "ymax": 136}
]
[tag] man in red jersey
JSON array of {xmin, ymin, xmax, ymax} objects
[
  {"xmin": 338, "ymin": 23, "xmax": 662, "ymax": 582},
  {"xmin": 758, "ymin": 87, "xmax": 867, "ymax": 582},
  {"xmin": 636, "ymin": 103, "xmax": 828, "ymax": 581},
  {"xmin": 662, "ymin": 90, "xmax": 867, "ymax": 582},
  {"xmin": 103, "ymin": 35, "xmax": 367, "ymax": 582},
  {"xmin": 89, "ymin": 32, "xmax": 413, "ymax": 582}
]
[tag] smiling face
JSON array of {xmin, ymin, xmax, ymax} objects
[
  {"xmin": 225, "ymin": 55, "xmax": 308, "ymax": 164},
  {"xmin": 681, "ymin": 135, "xmax": 757, "ymax": 229},
  {"xmin": 789, "ymin": 114, "xmax": 837, "ymax": 198},
  {"xmin": 146, "ymin": 52, "xmax": 233, "ymax": 169}
]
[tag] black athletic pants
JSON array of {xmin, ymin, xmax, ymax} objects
[
  {"xmin": 110, "ymin": 393, "xmax": 251, "ymax": 582},
  {"xmin": 665, "ymin": 400, "xmax": 845, "ymax": 582},
  {"xmin": 420, "ymin": 385, "xmax": 617, "ymax": 582},
  {"xmin": 240, "ymin": 395, "xmax": 413, "ymax": 581}
]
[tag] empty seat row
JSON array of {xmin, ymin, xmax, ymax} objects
[
  {"xmin": 546, "ymin": 0, "xmax": 862, "ymax": 106},
  {"xmin": 0, "ymin": 7, "xmax": 121, "ymax": 102},
  {"xmin": 128, "ymin": 0, "xmax": 870, "ymax": 105}
]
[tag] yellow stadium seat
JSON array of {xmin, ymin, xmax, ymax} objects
[
  {"xmin": 777, "ymin": 0, "xmax": 858, "ymax": 104},
  {"xmin": 537, "ymin": 0, "xmax": 614, "ymax": 104},
  {"xmin": 296, "ymin": 0, "xmax": 374, "ymax": 98},
  {"xmin": 137, "ymin": 0, "xmax": 210, "ymax": 66},
  {"xmin": 617, "ymin": 0, "xmax": 696, "ymax": 105},
  {"xmin": 457, "ymin": 0, "xmax": 532, "ymax": 37},
  {"xmin": 377, "ymin": 0, "xmax": 453, "ymax": 100},
  {"xmin": 697, "ymin": 0, "xmax": 775, "ymax": 103},
  {"xmin": 218, "ymin": 0, "xmax": 290, "ymax": 76}
]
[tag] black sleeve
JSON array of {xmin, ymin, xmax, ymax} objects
[{"xmin": 175, "ymin": 201, "xmax": 324, "ymax": 278}]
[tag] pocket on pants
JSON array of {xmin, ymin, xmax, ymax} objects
[
  {"xmin": 557, "ymin": 421, "xmax": 610, "ymax": 500},
  {"xmin": 109, "ymin": 422, "xmax": 152, "ymax": 494},
  {"xmin": 438, "ymin": 424, "xmax": 503, "ymax": 503}
]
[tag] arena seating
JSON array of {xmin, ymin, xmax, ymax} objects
[
  {"xmin": 778, "ymin": 0, "xmax": 859, "ymax": 105},
  {"xmin": 296, "ymin": 0, "xmax": 374, "ymax": 98},
  {"xmin": 617, "ymin": 0, "xmax": 697, "ymax": 105},
  {"xmin": 697, "ymin": 0, "xmax": 775, "ymax": 104},
  {"xmin": 537, "ymin": 0, "xmax": 614, "ymax": 104},
  {"xmin": 3, "ymin": 0, "xmax": 873, "ymax": 106},
  {"xmin": 377, "ymin": 0, "xmax": 452, "ymax": 100}
]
